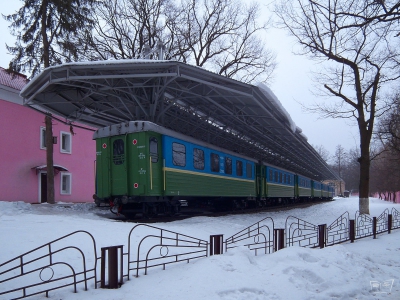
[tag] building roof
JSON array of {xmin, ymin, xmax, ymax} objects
[
  {"xmin": 0, "ymin": 67, "xmax": 28, "ymax": 91},
  {"xmin": 20, "ymin": 59, "xmax": 340, "ymax": 180}
]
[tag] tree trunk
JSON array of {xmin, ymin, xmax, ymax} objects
[
  {"xmin": 45, "ymin": 115, "xmax": 55, "ymax": 204},
  {"xmin": 358, "ymin": 130, "xmax": 371, "ymax": 214}
]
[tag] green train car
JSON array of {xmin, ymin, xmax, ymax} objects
[{"xmin": 93, "ymin": 121, "xmax": 334, "ymax": 217}]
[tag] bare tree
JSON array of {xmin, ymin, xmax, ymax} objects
[
  {"xmin": 82, "ymin": 0, "xmax": 169, "ymax": 60},
  {"xmin": 275, "ymin": 0, "xmax": 400, "ymax": 214},
  {"xmin": 377, "ymin": 92, "xmax": 400, "ymax": 154},
  {"xmin": 313, "ymin": 144, "xmax": 330, "ymax": 162},
  {"xmin": 168, "ymin": 0, "xmax": 276, "ymax": 83},
  {"xmin": 370, "ymin": 146, "xmax": 400, "ymax": 201},
  {"xmin": 82, "ymin": 0, "xmax": 276, "ymax": 84},
  {"xmin": 332, "ymin": 145, "xmax": 347, "ymax": 195},
  {"xmin": 343, "ymin": 147, "xmax": 361, "ymax": 193}
]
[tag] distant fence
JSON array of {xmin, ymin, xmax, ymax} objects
[{"xmin": 1, "ymin": 207, "xmax": 399, "ymax": 299}]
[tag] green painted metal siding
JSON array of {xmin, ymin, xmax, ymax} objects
[
  {"xmin": 95, "ymin": 138, "xmax": 111, "ymax": 198},
  {"xmin": 125, "ymin": 131, "xmax": 163, "ymax": 196},
  {"xmin": 266, "ymin": 183, "xmax": 295, "ymax": 198},
  {"xmin": 298, "ymin": 187, "xmax": 312, "ymax": 197},
  {"xmin": 96, "ymin": 131, "xmax": 165, "ymax": 198},
  {"xmin": 164, "ymin": 169, "xmax": 255, "ymax": 197},
  {"xmin": 314, "ymin": 189, "xmax": 323, "ymax": 197}
]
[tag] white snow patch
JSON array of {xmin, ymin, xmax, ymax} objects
[
  {"xmin": 1, "ymin": 197, "xmax": 399, "ymax": 300},
  {"xmin": 256, "ymin": 83, "xmax": 297, "ymax": 133}
]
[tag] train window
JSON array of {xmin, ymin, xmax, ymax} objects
[
  {"xmin": 274, "ymin": 171, "xmax": 278, "ymax": 182},
  {"xmin": 225, "ymin": 157, "xmax": 232, "ymax": 174},
  {"xmin": 113, "ymin": 139, "xmax": 125, "ymax": 165},
  {"xmin": 211, "ymin": 153, "xmax": 220, "ymax": 172},
  {"xmin": 279, "ymin": 173, "xmax": 283, "ymax": 183},
  {"xmin": 246, "ymin": 163, "xmax": 252, "ymax": 178},
  {"xmin": 193, "ymin": 148, "xmax": 205, "ymax": 170},
  {"xmin": 269, "ymin": 169, "xmax": 273, "ymax": 181},
  {"xmin": 172, "ymin": 143, "xmax": 186, "ymax": 167},
  {"xmin": 236, "ymin": 160, "xmax": 243, "ymax": 176},
  {"xmin": 149, "ymin": 137, "xmax": 158, "ymax": 163}
]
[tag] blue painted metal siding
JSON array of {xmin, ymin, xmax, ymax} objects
[
  {"xmin": 162, "ymin": 135, "xmax": 255, "ymax": 179},
  {"xmin": 265, "ymin": 166, "xmax": 294, "ymax": 187}
]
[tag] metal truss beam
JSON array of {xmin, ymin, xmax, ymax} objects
[{"xmin": 21, "ymin": 60, "xmax": 340, "ymax": 180}]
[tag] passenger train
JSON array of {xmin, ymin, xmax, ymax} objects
[{"xmin": 93, "ymin": 121, "xmax": 334, "ymax": 218}]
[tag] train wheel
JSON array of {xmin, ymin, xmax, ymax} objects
[{"xmin": 142, "ymin": 203, "xmax": 158, "ymax": 218}]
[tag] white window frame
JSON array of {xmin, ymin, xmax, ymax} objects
[
  {"xmin": 60, "ymin": 172, "xmax": 72, "ymax": 195},
  {"xmin": 60, "ymin": 131, "xmax": 72, "ymax": 154},
  {"xmin": 40, "ymin": 126, "xmax": 46, "ymax": 149}
]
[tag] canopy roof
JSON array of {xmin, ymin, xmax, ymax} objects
[{"xmin": 21, "ymin": 59, "xmax": 339, "ymax": 180}]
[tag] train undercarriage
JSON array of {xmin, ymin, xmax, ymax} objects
[{"xmin": 94, "ymin": 195, "xmax": 331, "ymax": 219}]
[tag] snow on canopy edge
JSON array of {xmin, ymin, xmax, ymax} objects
[{"xmin": 256, "ymin": 82, "xmax": 297, "ymax": 133}]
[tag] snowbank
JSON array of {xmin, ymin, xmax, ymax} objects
[{"xmin": 0, "ymin": 197, "xmax": 399, "ymax": 299}]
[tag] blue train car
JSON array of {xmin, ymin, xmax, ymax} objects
[
  {"xmin": 162, "ymin": 135, "xmax": 256, "ymax": 198},
  {"xmin": 265, "ymin": 166, "xmax": 295, "ymax": 199},
  {"xmin": 296, "ymin": 175, "xmax": 312, "ymax": 199}
]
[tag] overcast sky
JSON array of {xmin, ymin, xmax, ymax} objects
[{"xmin": 0, "ymin": 0, "xmax": 360, "ymax": 159}]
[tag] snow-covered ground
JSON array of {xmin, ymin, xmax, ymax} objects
[{"xmin": 1, "ymin": 197, "xmax": 399, "ymax": 300}]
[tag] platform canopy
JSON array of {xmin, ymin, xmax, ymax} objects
[{"xmin": 21, "ymin": 60, "xmax": 339, "ymax": 180}]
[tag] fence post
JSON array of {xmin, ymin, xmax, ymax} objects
[
  {"xmin": 318, "ymin": 224, "xmax": 326, "ymax": 249},
  {"xmin": 388, "ymin": 214, "xmax": 392, "ymax": 234},
  {"xmin": 274, "ymin": 229, "xmax": 285, "ymax": 251},
  {"xmin": 210, "ymin": 235, "xmax": 224, "ymax": 256},
  {"xmin": 373, "ymin": 217, "xmax": 377, "ymax": 239},
  {"xmin": 100, "ymin": 245, "xmax": 123, "ymax": 289},
  {"xmin": 349, "ymin": 220, "xmax": 355, "ymax": 243}
]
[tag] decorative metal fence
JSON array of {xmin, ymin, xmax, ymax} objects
[
  {"xmin": 392, "ymin": 208, "xmax": 400, "ymax": 229},
  {"xmin": 1, "ymin": 207, "xmax": 400, "ymax": 299},
  {"xmin": 126, "ymin": 224, "xmax": 208, "ymax": 278},
  {"xmin": 285, "ymin": 216, "xmax": 319, "ymax": 248},
  {"xmin": 355, "ymin": 211, "xmax": 374, "ymax": 239},
  {"xmin": 224, "ymin": 217, "xmax": 274, "ymax": 255},
  {"xmin": 326, "ymin": 212, "xmax": 349, "ymax": 246},
  {"xmin": 0, "ymin": 231, "xmax": 97, "ymax": 300}
]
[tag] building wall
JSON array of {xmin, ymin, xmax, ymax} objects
[{"xmin": 0, "ymin": 86, "xmax": 96, "ymax": 203}]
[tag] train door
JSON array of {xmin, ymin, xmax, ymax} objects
[
  {"xmin": 110, "ymin": 135, "xmax": 128, "ymax": 195},
  {"xmin": 311, "ymin": 180, "xmax": 315, "ymax": 198},
  {"xmin": 256, "ymin": 164, "xmax": 266, "ymax": 198},
  {"xmin": 147, "ymin": 133, "xmax": 163, "ymax": 196}
]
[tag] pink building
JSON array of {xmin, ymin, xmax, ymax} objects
[{"xmin": 0, "ymin": 67, "xmax": 96, "ymax": 203}]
